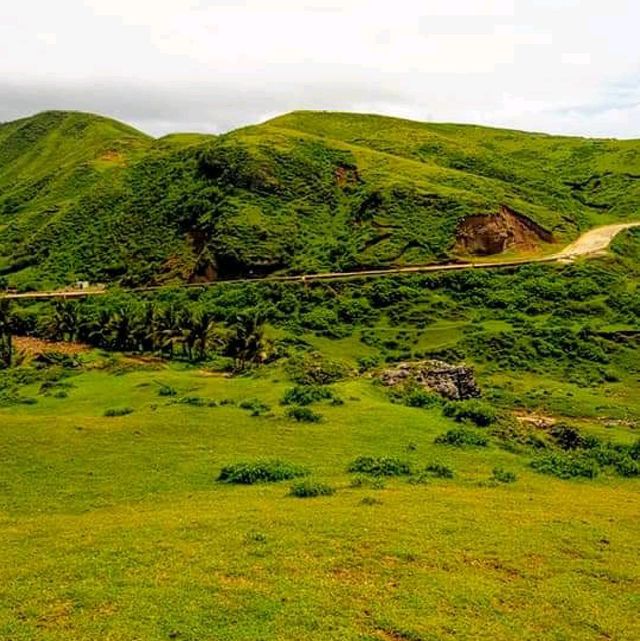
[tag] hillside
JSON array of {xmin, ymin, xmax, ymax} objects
[
  {"xmin": 2, "ymin": 113, "xmax": 640, "ymax": 640},
  {"xmin": 0, "ymin": 111, "xmax": 152, "ymax": 281},
  {"xmin": 1, "ymin": 109, "xmax": 640, "ymax": 288},
  {"xmin": 2, "ymin": 227, "xmax": 640, "ymax": 640}
]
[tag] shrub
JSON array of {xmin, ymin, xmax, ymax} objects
[
  {"xmin": 300, "ymin": 307, "xmax": 339, "ymax": 332},
  {"xmin": 491, "ymin": 467, "xmax": 517, "ymax": 484},
  {"xmin": 281, "ymin": 385, "xmax": 335, "ymax": 406},
  {"xmin": 286, "ymin": 353, "xmax": 350, "ymax": 385},
  {"xmin": 39, "ymin": 380, "xmax": 73, "ymax": 397},
  {"xmin": 289, "ymin": 480, "xmax": 335, "ymax": 498},
  {"xmin": 218, "ymin": 460, "xmax": 309, "ymax": 484},
  {"xmin": 158, "ymin": 385, "xmax": 177, "ymax": 397},
  {"xmin": 442, "ymin": 399, "xmax": 498, "ymax": 427},
  {"xmin": 104, "ymin": 407, "xmax": 134, "ymax": 417},
  {"xmin": 435, "ymin": 428, "xmax": 488, "ymax": 447},
  {"xmin": 357, "ymin": 355, "xmax": 381, "ymax": 373},
  {"xmin": 286, "ymin": 406, "xmax": 323, "ymax": 423},
  {"xmin": 614, "ymin": 456, "xmax": 640, "ymax": 477},
  {"xmin": 360, "ymin": 496, "xmax": 383, "ymax": 506},
  {"xmin": 589, "ymin": 443, "xmax": 628, "ymax": 467},
  {"xmin": 347, "ymin": 456, "xmax": 412, "ymax": 477},
  {"xmin": 176, "ymin": 396, "xmax": 208, "ymax": 407},
  {"xmin": 530, "ymin": 452, "xmax": 599, "ymax": 479},
  {"xmin": 549, "ymin": 423, "xmax": 586, "ymax": 450},
  {"xmin": 239, "ymin": 399, "xmax": 271, "ymax": 416},
  {"xmin": 424, "ymin": 463, "xmax": 454, "ymax": 479},
  {"xmin": 403, "ymin": 389, "xmax": 441, "ymax": 409}
]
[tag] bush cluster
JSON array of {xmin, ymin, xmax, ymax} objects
[
  {"xmin": 530, "ymin": 452, "xmax": 600, "ymax": 479},
  {"xmin": 218, "ymin": 460, "xmax": 309, "ymax": 484},
  {"xmin": 435, "ymin": 428, "xmax": 488, "ymax": 448},
  {"xmin": 286, "ymin": 406, "xmax": 323, "ymax": 423},
  {"xmin": 347, "ymin": 456, "xmax": 412, "ymax": 477},
  {"xmin": 442, "ymin": 399, "xmax": 498, "ymax": 427},
  {"xmin": 238, "ymin": 399, "xmax": 271, "ymax": 416},
  {"xmin": 281, "ymin": 384, "xmax": 336, "ymax": 406},
  {"xmin": 424, "ymin": 463, "xmax": 454, "ymax": 478},
  {"xmin": 286, "ymin": 353, "xmax": 350, "ymax": 385},
  {"xmin": 403, "ymin": 389, "xmax": 441, "ymax": 409},
  {"xmin": 490, "ymin": 467, "xmax": 517, "ymax": 484},
  {"xmin": 103, "ymin": 407, "xmax": 134, "ymax": 417},
  {"xmin": 289, "ymin": 480, "xmax": 335, "ymax": 498}
]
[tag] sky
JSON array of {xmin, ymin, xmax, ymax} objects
[{"xmin": 1, "ymin": 0, "xmax": 639, "ymax": 137}]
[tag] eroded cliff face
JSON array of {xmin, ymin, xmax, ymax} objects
[{"xmin": 455, "ymin": 206, "xmax": 553, "ymax": 256}]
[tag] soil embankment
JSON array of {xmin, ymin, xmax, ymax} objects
[{"xmin": 455, "ymin": 206, "xmax": 553, "ymax": 256}]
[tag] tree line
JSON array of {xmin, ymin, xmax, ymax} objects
[{"xmin": 0, "ymin": 299, "xmax": 267, "ymax": 371}]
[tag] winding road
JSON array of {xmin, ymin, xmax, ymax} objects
[
  {"xmin": 554, "ymin": 222, "xmax": 640, "ymax": 259},
  {"xmin": 3, "ymin": 222, "xmax": 639, "ymax": 301}
]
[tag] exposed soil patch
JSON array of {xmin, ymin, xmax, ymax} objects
[
  {"xmin": 335, "ymin": 163, "xmax": 360, "ymax": 188},
  {"xmin": 455, "ymin": 205, "xmax": 553, "ymax": 256},
  {"xmin": 14, "ymin": 336, "xmax": 89, "ymax": 356},
  {"xmin": 98, "ymin": 150, "xmax": 124, "ymax": 164},
  {"xmin": 514, "ymin": 411, "xmax": 557, "ymax": 430}
]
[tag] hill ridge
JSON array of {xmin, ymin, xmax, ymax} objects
[{"xmin": 1, "ymin": 109, "xmax": 640, "ymax": 290}]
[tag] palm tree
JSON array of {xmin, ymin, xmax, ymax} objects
[
  {"xmin": 107, "ymin": 308, "xmax": 133, "ymax": 351},
  {"xmin": 188, "ymin": 309, "xmax": 222, "ymax": 361},
  {"xmin": 87, "ymin": 308, "xmax": 113, "ymax": 348},
  {"xmin": 153, "ymin": 306, "xmax": 184, "ymax": 357},
  {"xmin": 225, "ymin": 313, "xmax": 266, "ymax": 371},
  {"xmin": 50, "ymin": 301, "xmax": 80, "ymax": 342}
]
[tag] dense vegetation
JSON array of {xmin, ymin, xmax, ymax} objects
[{"xmin": 2, "ymin": 110, "xmax": 640, "ymax": 289}]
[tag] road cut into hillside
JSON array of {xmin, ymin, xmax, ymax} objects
[{"xmin": 2, "ymin": 222, "xmax": 639, "ymax": 299}]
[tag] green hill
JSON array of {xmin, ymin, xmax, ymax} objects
[{"xmin": 1, "ymin": 109, "xmax": 639, "ymax": 288}]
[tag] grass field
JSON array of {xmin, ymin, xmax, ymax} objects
[{"xmin": 1, "ymin": 360, "xmax": 639, "ymax": 641}]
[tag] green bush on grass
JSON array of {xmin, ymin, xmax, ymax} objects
[{"xmin": 218, "ymin": 460, "xmax": 309, "ymax": 484}]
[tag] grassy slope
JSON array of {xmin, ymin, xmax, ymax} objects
[
  {"xmin": 2, "ymin": 235, "xmax": 640, "ymax": 638},
  {"xmin": 0, "ymin": 111, "xmax": 152, "ymax": 282},
  {"xmin": 2, "ymin": 110, "xmax": 640, "ymax": 287},
  {"xmin": 0, "ymin": 364, "xmax": 638, "ymax": 641},
  {"xmin": 265, "ymin": 110, "xmax": 640, "ymax": 227}
]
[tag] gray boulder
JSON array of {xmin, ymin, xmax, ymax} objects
[{"xmin": 380, "ymin": 360, "xmax": 481, "ymax": 401}]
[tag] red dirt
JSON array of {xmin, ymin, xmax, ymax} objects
[{"xmin": 14, "ymin": 336, "xmax": 89, "ymax": 356}]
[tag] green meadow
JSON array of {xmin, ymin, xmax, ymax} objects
[{"xmin": 1, "ymin": 362, "xmax": 639, "ymax": 641}]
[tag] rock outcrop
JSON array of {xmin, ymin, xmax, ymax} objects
[
  {"xmin": 380, "ymin": 360, "xmax": 481, "ymax": 400},
  {"xmin": 455, "ymin": 205, "xmax": 553, "ymax": 256}
]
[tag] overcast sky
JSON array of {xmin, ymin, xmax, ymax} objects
[{"xmin": 1, "ymin": 0, "xmax": 639, "ymax": 137}]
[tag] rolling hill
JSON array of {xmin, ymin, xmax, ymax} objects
[{"xmin": 1, "ymin": 109, "xmax": 640, "ymax": 288}]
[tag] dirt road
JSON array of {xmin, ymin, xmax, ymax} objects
[
  {"xmin": 554, "ymin": 222, "xmax": 640, "ymax": 259},
  {"xmin": 3, "ymin": 221, "xmax": 639, "ymax": 300}
]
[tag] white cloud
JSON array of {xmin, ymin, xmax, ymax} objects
[{"xmin": 0, "ymin": 0, "xmax": 638, "ymax": 137}]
